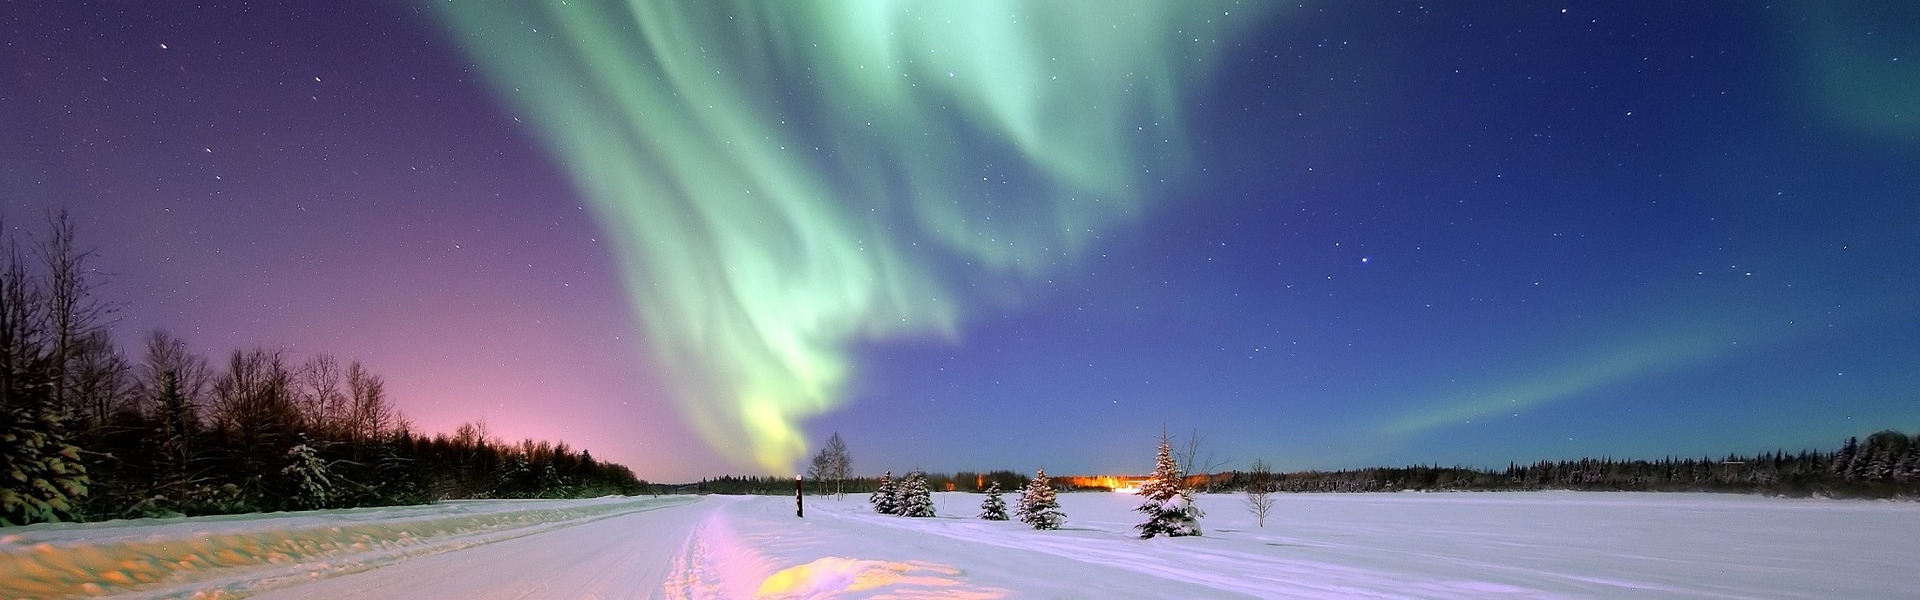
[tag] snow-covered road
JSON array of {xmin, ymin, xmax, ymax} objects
[
  {"xmin": 3, "ymin": 491, "xmax": 1914, "ymax": 598},
  {"xmin": 248, "ymin": 496, "xmax": 709, "ymax": 599}
]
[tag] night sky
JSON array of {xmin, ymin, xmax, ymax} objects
[{"xmin": 4, "ymin": 2, "xmax": 1916, "ymax": 482}]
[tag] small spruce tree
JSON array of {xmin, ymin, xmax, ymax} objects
[
  {"xmin": 901, "ymin": 471, "xmax": 936, "ymax": 517},
  {"xmin": 888, "ymin": 471, "xmax": 912, "ymax": 515},
  {"xmin": 1017, "ymin": 468, "xmax": 1064, "ymax": 530},
  {"xmin": 979, "ymin": 482, "xmax": 1009, "ymax": 520},
  {"xmin": 869, "ymin": 471, "xmax": 898, "ymax": 515},
  {"xmin": 1014, "ymin": 474, "xmax": 1034, "ymax": 522},
  {"xmin": 1136, "ymin": 432, "xmax": 1201, "ymax": 538},
  {"xmin": 282, "ymin": 436, "xmax": 335, "ymax": 510}
]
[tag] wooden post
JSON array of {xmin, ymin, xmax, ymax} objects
[{"xmin": 795, "ymin": 475, "xmax": 804, "ymax": 518}]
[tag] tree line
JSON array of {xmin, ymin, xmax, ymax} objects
[
  {"xmin": 2, "ymin": 211, "xmax": 644, "ymax": 526},
  {"xmin": 693, "ymin": 429, "xmax": 1919, "ymax": 502},
  {"xmin": 1217, "ymin": 431, "xmax": 1920, "ymax": 499},
  {"xmin": 688, "ymin": 469, "xmax": 1042, "ymax": 496}
]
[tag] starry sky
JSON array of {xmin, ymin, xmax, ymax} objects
[{"xmin": 4, "ymin": 2, "xmax": 1916, "ymax": 482}]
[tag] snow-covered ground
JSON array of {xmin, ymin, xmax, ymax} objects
[{"xmin": 1, "ymin": 491, "xmax": 1913, "ymax": 598}]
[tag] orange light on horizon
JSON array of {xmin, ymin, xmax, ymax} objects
[{"xmin": 1058, "ymin": 475, "xmax": 1146, "ymax": 492}]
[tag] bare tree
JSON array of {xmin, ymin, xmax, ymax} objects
[
  {"xmin": 66, "ymin": 329, "xmax": 132, "ymax": 432},
  {"xmin": 1244, "ymin": 458, "xmax": 1276, "ymax": 527},
  {"xmin": 210, "ymin": 349, "xmax": 297, "ymax": 449},
  {"xmin": 205, "ymin": 348, "xmax": 296, "ymax": 503},
  {"xmin": 806, "ymin": 446, "xmax": 832, "ymax": 495},
  {"xmin": 346, "ymin": 361, "xmax": 393, "ymax": 442},
  {"xmin": 139, "ymin": 329, "xmax": 211, "ymax": 422},
  {"xmin": 450, "ymin": 418, "xmax": 494, "ymax": 497},
  {"xmin": 140, "ymin": 330, "xmax": 209, "ymax": 390},
  {"xmin": 295, "ymin": 354, "xmax": 346, "ymax": 438},
  {"xmin": 38, "ymin": 210, "xmax": 113, "ymax": 411},
  {"xmin": 1175, "ymin": 428, "xmax": 1232, "ymax": 493},
  {"xmin": 0, "ymin": 215, "xmax": 42, "ymax": 409},
  {"xmin": 824, "ymin": 432, "xmax": 851, "ymax": 499},
  {"xmin": 804, "ymin": 433, "xmax": 852, "ymax": 497}
]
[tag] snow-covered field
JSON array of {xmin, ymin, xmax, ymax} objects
[{"xmin": 2, "ymin": 491, "xmax": 1913, "ymax": 598}]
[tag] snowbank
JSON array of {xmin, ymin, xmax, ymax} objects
[{"xmin": 0, "ymin": 496, "xmax": 687, "ymax": 598}]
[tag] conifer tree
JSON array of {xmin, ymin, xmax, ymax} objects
[
  {"xmin": 150, "ymin": 365, "xmax": 198, "ymax": 505},
  {"xmin": 979, "ymin": 481, "xmax": 1009, "ymax": 520},
  {"xmin": 901, "ymin": 471, "xmax": 936, "ymax": 517},
  {"xmin": 0, "ymin": 374, "xmax": 90, "ymax": 525},
  {"xmin": 282, "ymin": 436, "xmax": 334, "ymax": 510},
  {"xmin": 1136, "ymin": 432, "xmax": 1201, "ymax": 538},
  {"xmin": 370, "ymin": 431, "xmax": 420, "ymax": 505},
  {"xmin": 1014, "ymin": 473, "xmax": 1034, "ymax": 522},
  {"xmin": 1831, "ymin": 437, "xmax": 1859, "ymax": 480},
  {"xmin": 1863, "ymin": 430, "xmax": 1910, "ymax": 482},
  {"xmin": 869, "ymin": 471, "xmax": 898, "ymax": 515},
  {"xmin": 1017, "ymin": 468, "xmax": 1064, "ymax": 530},
  {"xmin": 888, "ymin": 471, "xmax": 912, "ymax": 515},
  {"xmin": 1899, "ymin": 436, "xmax": 1920, "ymax": 483}
]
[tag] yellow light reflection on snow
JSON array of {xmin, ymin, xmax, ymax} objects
[{"xmin": 754, "ymin": 557, "xmax": 1006, "ymax": 599}]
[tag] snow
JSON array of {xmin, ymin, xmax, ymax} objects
[{"xmin": 1, "ymin": 491, "xmax": 1913, "ymax": 598}]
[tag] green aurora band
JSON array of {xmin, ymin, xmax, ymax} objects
[
  {"xmin": 432, "ymin": 1, "xmax": 1262, "ymax": 471},
  {"xmin": 1378, "ymin": 331, "xmax": 1730, "ymax": 439}
]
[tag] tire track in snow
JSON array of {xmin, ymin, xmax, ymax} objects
[
  {"xmin": 662, "ymin": 497, "xmax": 773, "ymax": 600},
  {"xmin": 663, "ymin": 519, "xmax": 723, "ymax": 599}
]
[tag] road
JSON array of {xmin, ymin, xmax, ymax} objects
[{"xmin": 246, "ymin": 497, "xmax": 719, "ymax": 599}]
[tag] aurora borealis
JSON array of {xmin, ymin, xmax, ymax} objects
[
  {"xmin": 4, "ymin": 2, "xmax": 1917, "ymax": 481},
  {"xmin": 429, "ymin": 1, "xmax": 1258, "ymax": 471}
]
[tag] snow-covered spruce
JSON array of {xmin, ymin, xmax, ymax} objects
[
  {"xmin": 978, "ymin": 482, "xmax": 1009, "ymax": 521},
  {"xmin": 0, "ymin": 376, "xmax": 90, "ymax": 526},
  {"xmin": 1017, "ymin": 468, "xmax": 1065, "ymax": 530},
  {"xmin": 1136, "ymin": 433, "xmax": 1202, "ymax": 538},
  {"xmin": 282, "ymin": 437, "xmax": 336, "ymax": 510},
  {"xmin": 870, "ymin": 471, "xmax": 898, "ymax": 515},
  {"xmin": 887, "ymin": 471, "xmax": 912, "ymax": 516},
  {"xmin": 900, "ymin": 471, "xmax": 935, "ymax": 517}
]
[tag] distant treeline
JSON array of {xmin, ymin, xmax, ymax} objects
[
  {"xmin": 691, "ymin": 470, "xmax": 1041, "ymax": 496},
  {"xmin": 692, "ymin": 432, "xmax": 1920, "ymax": 501},
  {"xmin": 2, "ymin": 212, "xmax": 645, "ymax": 526},
  {"xmin": 1209, "ymin": 431, "xmax": 1920, "ymax": 499}
]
